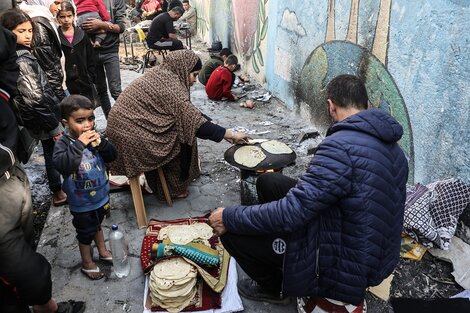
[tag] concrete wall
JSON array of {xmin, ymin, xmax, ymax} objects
[{"xmin": 191, "ymin": 0, "xmax": 470, "ymax": 185}]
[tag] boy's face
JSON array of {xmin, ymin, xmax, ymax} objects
[
  {"xmin": 225, "ymin": 63, "xmax": 237, "ymax": 72},
  {"xmin": 62, "ymin": 108, "xmax": 95, "ymax": 139}
]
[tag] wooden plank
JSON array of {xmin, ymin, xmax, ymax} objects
[
  {"xmin": 157, "ymin": 168, "xmax": 173, "ymax": 207},
  {"xmin": 129, "ymin": 176, "xmax": 148, "ymax": 228}
]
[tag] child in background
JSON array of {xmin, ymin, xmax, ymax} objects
[
  {"xmin": 53, "ymin": 95, "xmax": 117, "ymax": 280},
  {"xmin": 205, "ymin": 54, "xmax": 239, "ymax": 101},
  {"xmin": 74, "ymin": 0, "xmax": 110, "ymax": 48},
  {"xmin": 0, "ymin": 8, "xmax": 68, "ymax": 206},
  {"xmin": 57, "ymin": 1, "xmax": 96, "ymax": 103}
]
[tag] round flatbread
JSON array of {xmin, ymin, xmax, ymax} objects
[
  {"xmin": 233, "ymin": 145, "xmax": 266, "ymax": 168},
  {"xmin": 158, "ymin": 223, "xmax": 214, "ymax": 245},
  {"xmin": 261, "ymin": 140, "xmax": 293, "ymax": 154},
  {"xmin": 155, "ymin": 279, "xmax": 197, "ymax": 298},
  {"xmin": 151, "ymin": 273, "xmax": 196, "ymax": 290},
  {"xmin": 153, "ymin": 258, "xmax": 193, "ymax": 280},
  {"xmin": 151, "ymin": 286, "xmax": 197, "ymax": 313}
]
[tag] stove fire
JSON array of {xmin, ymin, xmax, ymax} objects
[{"xmin": 240, "ymin": 168, "xmax": 283, "ymax": 205}]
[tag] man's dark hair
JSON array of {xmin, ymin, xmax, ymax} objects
[
  {"xmin": 225, "ymin": 55, "xmax": 238, "ymax": 66},
  {"xmin": 182, "ymin": 0, "xmax": 189, "ymax": 4},
  {"xmin": 169, "ymin": 0, "xmax": 183, "ymax": 11},
  {"xmin": 0, "ymin": 8, "xmax": 32, "ymax": 31},
  {"xmin": 219, "ymin": 48, "xmax": 232, "ymax": 57},
  {"xmin": 170, "ymin": 5, "xmax": 184, "ymax": 15},
  {"xmin": 326, "ymin": 74, "xmax": 369, "ymax": 110},
  {"xmin": 60, "ymin": 95, "xmax": 95, "ymax": 120}
]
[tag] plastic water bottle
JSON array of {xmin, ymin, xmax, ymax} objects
[{"xmin": 109, "ymin": 224, "xmax": 130, "ymax": 278}]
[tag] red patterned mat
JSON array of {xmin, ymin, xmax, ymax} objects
[{"xmin": 141, "ymin": 217, "xmax": 223, "ymax": 312}]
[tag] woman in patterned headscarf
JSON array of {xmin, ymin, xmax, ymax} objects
[{"xmin": 107, "ymin": 50, "xmax": 248, "ymax": 200}]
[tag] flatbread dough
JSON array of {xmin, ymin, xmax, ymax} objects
[
  {"xmin": 261, "ymin": 140, "xmax": 292, "ymax": 154},
  {"xmin": 233, "ymin": 145, "xmax": 266, "ymax": 168},
  {"xmin": 153, "ymin": 258, "xmax": 194, "ymax": 280},
  {"xmin": 247, "ymin": 138, "xmax": 268, "ymax": 144},
  {"xmin": 158, "ymin": 223, "xmax": 214, "ymax": 245}
]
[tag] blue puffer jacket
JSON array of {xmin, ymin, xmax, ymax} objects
[{"xmin": 223, "ymin": 108, "xmax": 408, "ymax": 305}]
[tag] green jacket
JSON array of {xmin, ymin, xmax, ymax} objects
[{"xmin": 198, "ymin": 55, "xmax": 223, "ymax": 85}]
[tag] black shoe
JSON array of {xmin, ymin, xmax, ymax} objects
[
  {"xmin": 237, "ymin": 278, "xmax": 291, "ymax": 305},
  {"xmin": 56, "ymin": 300, "xmax": 86, "ymax": 313}
]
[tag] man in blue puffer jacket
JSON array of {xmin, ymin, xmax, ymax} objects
[{"xmin": 209, "ymin": 75, "xmax": 408, "ymax": 312}]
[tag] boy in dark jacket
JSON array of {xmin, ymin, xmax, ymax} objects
[
  {"xmin": 209, "ymin": 75, "xmax": 408, "ymax": 312},
  {"xmin": 205, "ymin": 54, "xmax": 238, "ymax": 101},
  {"xmin": 53, "ymin": 95, "xmax": 117, "ymax": 280}
]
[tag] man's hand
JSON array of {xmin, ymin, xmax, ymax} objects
[
  {"xmin": 81, "ymin": 18, "xmax": 106, "ymax": 33},
  {"xmin": 208, "ymin": 207, "xmax": 226, "ymax": 236}
]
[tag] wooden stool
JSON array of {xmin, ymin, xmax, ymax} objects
[{"xmin": 129, "ymin": 168, "xmax": 172, "ymax": 228}]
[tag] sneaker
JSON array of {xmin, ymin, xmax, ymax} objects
[{"xmin": 237, "ymin": 278, "xmax": 291, "ymax": 305}]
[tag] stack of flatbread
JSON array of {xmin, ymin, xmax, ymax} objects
[
  {"xmin": 149, "ymin": 257, "xmax": 198, "ymax": 312},
  {"xmin": 158, "ymin": 223, "xmax": 214, "ymax": 245}
]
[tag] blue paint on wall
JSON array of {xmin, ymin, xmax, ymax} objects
[
  {"xmin": 204, "ymin": 0, "xmax": 470, "ymax": 184},
  {"xmin": 387, "ymin": 0, "xmax": 470, "ymax": 183}
]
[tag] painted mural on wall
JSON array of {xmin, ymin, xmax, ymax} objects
[
  {"xmin": 231, "ymin": 0, "xmax": 268, "ymax": 79},
  {"xmin": 295, "ymin": 0, "xmax": 414, "ymax": 182},
  {"xmin": 194, "ymin": 0, "xmax": 209, "ymax": 42}
]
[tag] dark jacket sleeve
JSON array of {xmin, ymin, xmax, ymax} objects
[
  {"xmin": 85, "ymin": 33, "xmax": 96, "ymax": 83},
  {"xmin": 94, "ymin": 136, "xmax": 117, "ymax": 163},
  {"xmin": 223, "ymin": 139, "xmax": 353, "ymax": 235},
  {"xmin": 31, "ymin": 19, "xmax": 65, "ymax": 101},
  {"xmin": 196, "ymin": 121, "xmax": 226, "ymax": 142},
  {"xmin": 0, "ymin": 26, "xmax": 19, "ymax": 97},
  {"xmin": 112, "ymin": 0, "xmax": 127, "ymax": 33},
  {"xmin": 15, "ymin": 58, "xmax": 60, "ymax": 133},
  {"xmin": 53, "ymin": 137, "xmax": 86, "ymax": 177},
  {"xmin": 0, "ymin": 26, "xmax": 20, "ymax": 161}
]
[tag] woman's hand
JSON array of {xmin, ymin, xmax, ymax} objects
[
  {"xmin": 224, "ymin": 130, "xmax": 250, "ymax": 144},
  {"xmin": 232, "ymin": 131, "xmax": 250, "ymax": 144}
]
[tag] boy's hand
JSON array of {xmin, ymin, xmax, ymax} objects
[{"xmin": 78, "ymin": 130, "xmax": 100, "ymax": 146}]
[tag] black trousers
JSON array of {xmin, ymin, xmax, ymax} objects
[{"xmin": 221, "ymin": 172, "xmax": 297, "ymax": 294}]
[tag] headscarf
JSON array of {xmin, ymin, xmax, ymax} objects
[
  {"xmin": 20, "ymin": 1, "xmax": 54, "ymax": 21},
  {"xmin": 106, "ymin": 50, "xmax": 207, "ymax": 177}
]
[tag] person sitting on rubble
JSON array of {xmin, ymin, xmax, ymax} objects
[
  {"xmin": 141, "ymin": 0, "xmax": 162, "ymax": 21},
  {"xmin": 53, "ymin": 95, "xmax": 117, "ymax": 280},
  {"xmin": 106, "ymin": 50, "xmax": 249, "ymax": 201},
  {"xmin": 208, "ymin": 75, "xmax": 409, "ymax": 313},
  {"xmin": 179, "ymin": 0, "xmax": 195, "ymax": 35},
  {"xmin": 198, "ymin": 48, "xmax": 232, "ymax": 86},
  {"xmin": 205, "ymin": 54, "xmax": 239, "ymax": 101},
  {"xmin": 146, "ymin": 5, "xmax": 184, "ymax": 51}
]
